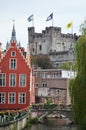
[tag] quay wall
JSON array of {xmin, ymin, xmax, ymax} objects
[{"xmin": 0, "ymin": 115, "xmax": 28, "ymax": 130}]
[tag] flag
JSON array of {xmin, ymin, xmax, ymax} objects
[
  {"xmin": 46, "ymin": 13, "xmax": 53, "ymax": 21},
  {"xmin": 27, "ymin": 15, "xmax": 33, "ymax": 22},
  {"xmin": 66, "ymin": 21, "xmax": 72, "ymax": 29}
]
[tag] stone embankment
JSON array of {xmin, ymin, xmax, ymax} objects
[{"xmin": 0, "ymin": 113, "xmax": 28, "ymax": 130}]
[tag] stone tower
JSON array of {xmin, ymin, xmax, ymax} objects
[{"xmin": 28, "ymin": 26, "xmax": 79, "ymax": 67}]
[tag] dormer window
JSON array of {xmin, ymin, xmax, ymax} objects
[{"xmin": 11, "ymin": 51, "xmax": 16, "ymax": 57}]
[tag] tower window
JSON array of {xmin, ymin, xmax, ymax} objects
[
  {"xmin": 33, "ymin": 48, "xmax": 34, "ymax": 52},
  {"xmin": 39, "ymin": 45, "xmax": 42, "ymax": 51}
]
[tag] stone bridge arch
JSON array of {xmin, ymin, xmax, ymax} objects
[
  {"xmin": 32, "ymin": 109, "xmax": 73, "ymax": 122},
  {"xmin": 53, "ymin": 109, "xmax": 72, "ymax": 121}
]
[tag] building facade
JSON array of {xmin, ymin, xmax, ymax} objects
[
  {"xmin": 28, "ymin": 26, "xmax": 79, "ymax": 67},
  {"xmin": 34, "ymin": 68, "xmax": 71, "ymax": 105},
  {"xmin": 0, "ymin": 23, "xmax": 35, "ymax": 110}
]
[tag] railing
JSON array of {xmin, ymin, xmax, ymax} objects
[
  {"xmin": 0, "ymin": 111, "xmax": 28, "ymax": 126},
  {"xmin": 31, "ymin": 107, "xmax": 72, "ymax": 121}
]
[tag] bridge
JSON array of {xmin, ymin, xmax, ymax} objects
[{"xmin": 31, "ymin": 108, "xmax": 73, "ymax": 122}]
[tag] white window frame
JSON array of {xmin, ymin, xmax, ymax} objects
[
  {"xmin": 19, "ymin": 74, "xmax": 26, "ymax": 87},
  {"xmin": 8, "ymin": 92, "xmax": 16, "ymax": 104},
  {"xmin": 0, "ymin": 92, "xmax": 5, "ymax": 104},
  {"xmin": 18, "ymin": 93, "xmax": 26, "ymax": 104},
  {"xmin": 9, "ymin": 58, "xmax": 17, "ymax": 70},
  {"xmin": 0, "ymin": 73, "xmax": 6, "ymax": 87},
  {"xmin": 41, "ymin": 72, "xmax": 47, "ymax": 78},
  {"xmin": 9, "ymin": 74, "xmax": 16, "ymax": 87}
]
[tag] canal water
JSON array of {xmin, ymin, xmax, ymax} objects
[{"xmin": 24, "ymin": 118, "xmax": 78, "ymax": 130}]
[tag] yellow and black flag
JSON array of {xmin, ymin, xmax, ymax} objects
[{"xmin": 66, "ymin": 21, "xmax": 72, "ymax": 29}]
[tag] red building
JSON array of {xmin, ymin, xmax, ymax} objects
[{"xmin": 0, "ymin": 23, "xmax": 35, "ymax": 111}]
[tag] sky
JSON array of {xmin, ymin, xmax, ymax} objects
[{"xmin": 0, "ymin": 0, "xmax": 86, "ymax": 50}]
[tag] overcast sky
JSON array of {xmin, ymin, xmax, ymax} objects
[{"xmin": 0, "ymin": 0, "xmax": 86, "ymax": 49}]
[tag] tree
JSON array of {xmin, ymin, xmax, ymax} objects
[
  {"xmin": 70, "ymin": 35, "xmax": 86, "ymax": 129},
  {"xmin": 79, "ymin": 18, "xmax": 86, "ymax": 35},
  {"xmin": 31, "ymin": 55, "xmax": 53, "ymax": 69},
  {"xmin": 59, "ymin": 61, "xmax": 77, "ymax": 71}
]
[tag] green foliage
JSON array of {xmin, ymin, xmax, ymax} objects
[
  {"xmin": 59, "ymin": 61, "xmax": 77, "ymax": 71},
  {"xmin": 12, "ymin": 123, "xmax": 17, "ymax": 130},
  {"xmin": 69, "ymin": 79, "xmax": 74, "ymax": 102},
  {"xmin": 75, "ymin": 36, "xmax": 86, "ymax": 76},
  {"xmin": 79, "ymin": 18, "xmax": 86, "ymax": 35},
  {"xmin": 31, "ymin": 55, "xmax": 53, "ymax": 69},
  {"xmin": 29, "ymin": 117, "xmax": 39, "ymax": 124},
  {"xmin": 70, "ymin": 35, "xmax": 86, "ymax": 127}
]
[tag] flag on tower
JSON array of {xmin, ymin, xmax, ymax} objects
[
  {"xmin": 66, "ymin": 21, "xmax": 72, "ymax": 29},
  {"xmin": 46, "ymin": 13, "xmax": 53, "ymax": 21},
  {"xmin": 27, "ymin": 15, "xmax": 33, "ymax": 22}
]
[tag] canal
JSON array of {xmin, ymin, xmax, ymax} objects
[{"xmin": 24, "ymin": 118, "xmax": 78, "ymax": 130}]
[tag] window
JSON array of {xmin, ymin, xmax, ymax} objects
[
  {"xmin": 53, "ymin": 72, "xmax": 58, "ymax": 78},
  {"xmin": 42, "ymin": 82, "xmax": 47, "ymax": 87},
  {"xmin": 10, "ymin": 59, "xmax": 17, "ymax": 69},
  {"xmin": 35, "ymin": 83, "xmax": 39, "ymax": 87},
  {"xmin": 0, "ymin": 74, "xmax": 6, "ymax": 87},
  {"xmin": 19, "ymin": 74, "xmax": 26, "ymax": 87},
  {"xmin": 18, "ymin": 93, "xmax": 26, "ymax": 104},
  {"xmin": 33, "ymin": 48, "xmax": 34, "ymax": 52},
  {"xmin": 11, "ymin": 51, "xmax": 16, "ymax": 57},
  {"xmin": 39, "ymin": 45, "xmax": 42, "ymax": 51},
  {"xmin": 9, "ymin": 74, "xmax": 16, "ymax": 87},
  {"xmin": 0, "ymin": 93, "xmax": 5, "ymax": 104},
  {"xmin": 41, "ymin": 72, "xmax": 47, "ymax": 78},
  {"xmin": 8, "ymin": 93, "xmax": 16, "ymax": 104},
  {"xmin": 34, "ymin": 72, "xmax": 39, "ymax": 77}
]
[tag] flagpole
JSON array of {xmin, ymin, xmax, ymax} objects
[
  {"xmin": 71, "ymin": 21, "xmax": 73, "ymax": 34},
  {"xmin": 52, "ymin": 15, "xmax": 53, "ymax": 27},
  {"xmin": 32, "ymin": 15, "xmax": 34, "ymax": 27}
]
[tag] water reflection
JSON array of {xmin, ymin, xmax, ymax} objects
[
  {"xmin": 27, "ymin": 124, "xmax": 77, "ymax": 130},
  {"xmin": 44, "ymin": 117, "xmax": 71, "ymax": 127},
  {"xmin": 25, "ymin": 118, "xmax": 78, "ymax": 130}
]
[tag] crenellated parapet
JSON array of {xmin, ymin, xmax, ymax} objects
[{"xmin": 28, "ymin": 26, "xmax": 79, "ymax": 56}]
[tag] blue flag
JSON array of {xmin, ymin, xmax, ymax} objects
[
  {"xmin": 27, "ymin": 15, "xmax": 33, "ymax": 22},
  {"xmin": 46, "ymin": 13, "xmax": 53, "ymax": 21}
]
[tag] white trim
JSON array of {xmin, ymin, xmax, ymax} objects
[
  {"xmin": 0, "ymin": 92, "xmax": 6, "ymax": 104},
  {"xmin": 0, "ymin": 73, "xmax": 6, "ymax": 87},
  {"xmin": 18, "ymin": 92, "xmax": 26, "ymax": 104},
  {"xmin": 19, "ymin": 74, "xmax": 26, "ymax": 87},
  {"xmin": 8, "ymin": 92, "xmax": 16, "ymax": 104},
  {"xmin": 9, "ymin": 73, "xmax": 16, "ymax": 87},
  {"xmin": 9, "ymin": 58, "xmax": 17, "ymax": 70}
]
